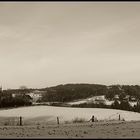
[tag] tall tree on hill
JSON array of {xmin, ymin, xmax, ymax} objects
[{"xmin": 111, "ymin": 100, "xmax": 120, "ymax": 109}]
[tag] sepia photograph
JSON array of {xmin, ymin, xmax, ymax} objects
[{"xmin": 0, "ymin": 1, "xmax": 140, "ymax": 139}]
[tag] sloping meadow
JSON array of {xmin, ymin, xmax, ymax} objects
[{"xmin": 0, "ymin": 106, "xmax": 140, "ymax": 125}]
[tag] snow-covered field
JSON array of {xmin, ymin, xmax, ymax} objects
[
  {"xmin": 0, "ymin": 106, "xmax": 140, "ymax": 123},
  {"xmin": 67, "ymin": 95, "xmax": 137, "ymax": 107},
  {"xmin": 67, "ymin": 95, "xmax": 113, "ymax": 105}
]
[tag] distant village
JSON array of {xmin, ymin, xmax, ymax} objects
[
  {"xmin": 0, "ymin": 85, "xmax": 138, "ymax": 108},
  {"xmin": 0, "ymin": 86, "xmax": 44, "ymax": 105}
]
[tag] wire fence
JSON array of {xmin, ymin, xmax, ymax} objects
[
  {"xmin": 97, "ymin": 113, "xmax": 125, "ymax": 122},
  {"xmin": 0, "ymin": 113, "xmax": 125, "ymax": 126},
  {"xmin": 0, "ymin": 117, "xmax": 19, "ymax": 126}
]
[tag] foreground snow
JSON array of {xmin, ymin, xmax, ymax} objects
[{"xmin": 0, "ymin": 106, "xmax": 140, "ymax": 123}]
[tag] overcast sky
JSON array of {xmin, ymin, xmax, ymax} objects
[{"xmin": 0, "ymin": 2, "xmax": 140, "ymax": 89}]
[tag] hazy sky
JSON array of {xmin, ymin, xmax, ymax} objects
[{"xmin": 0, "ymin": 2, "xmax": 140, "ymax": 89}]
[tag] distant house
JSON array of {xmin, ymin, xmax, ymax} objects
[
  {"xmin": 130, "ymin": 96, "xmax": 137, "ymax": 102},
  {"xmin": 12, "ymin": 92, "xmax": 24, "ymax": 98},
  {"xmin": 12, "ymin": 93, "xmax": 16, "ymax": 98},
  {"xmin": 123, "ymin": 95, "xmax": 130, "ymax": 101},
  {"xmin": 26, "ymin": 90, "xmax": 43, "ymax": 102},
  {"xmin": 95, "ymin": 95, "xmax": 105, "ymax": 101},
  {"xmin": 94, "ymin": 95, "xmax": 106, "ymax": 104},
  {"xmin": 113, "ymin": 94, "xmax": 119, "ymax": 100}
]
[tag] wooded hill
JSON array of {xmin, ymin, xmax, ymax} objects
[
  {"xmin": 41, "ymin": 84, "xmax": 140, "ymax": 102},
  {"xmin": 1, "ymin": 84, "xmax": 140, "ymax": 112}
]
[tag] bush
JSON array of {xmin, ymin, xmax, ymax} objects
[
  {"xmin": 119, "ymin": 100, "xmax": 132, "ymax": 111},
  {"xmin": 111, "ymin": 100, "xmax": 120, "ymax": 109},
  {"xmin": 64, "ymin": 121, "xmax": 71, "ymax": 124}
]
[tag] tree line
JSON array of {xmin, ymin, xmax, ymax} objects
[
  {"xmin": 0, "ymin": 91, "xmax": 32, "ymax": 108},
  {"xmin": 1, "ymin": 83, "xmax": 140, "ymax": 111},
  {"xmin": 71, "ymin": 100, "xmax": 140, "ymax": 113}
]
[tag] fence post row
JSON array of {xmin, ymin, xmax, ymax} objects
[
  {"xmin": 119, "ymin": 114, "xmax": 120, "ymax": 121},
  {"xmin": 92, "ymin": 115, "xmax": 95, "ymax": 122},
  {"xmin": 19, "ymin": 116, "xmax": 22, "ymax": 126},
  {"xmin": 57, "ymin": 116, "xmax": 59, "ymax": 125}
]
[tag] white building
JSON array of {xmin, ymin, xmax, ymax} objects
[
  {"xmin": 114, "ymin": 94, "xmax": 119, "ymax": 100},
  {"xmin": 12, "ymin": 93, "xmax": 16, "ymax": 98},
  {"xmin": 26, "ymin": 90, "xmax": 43, "ymax": 102},
  {"xmin": 94, "ymin": 95, "xmax": 105, "ymax": 101}
]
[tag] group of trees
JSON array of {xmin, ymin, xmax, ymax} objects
[
  {"xmin": 111, "ymin": 100, "xmax": 132, "ymax": 111},
  {"xmin": 41, "ymin": 84, "xmax": 108, "ymax": 102},
  {"xmin": 105, "ymin": 85, "xmax": 140, "ymax": 100},
  {"xmin": 111, "ymin": 100, "xmax": 140, "ymax": 113},
  {"xmin": 71, "ymin": 99, "xmax": 140, "ymax": 113},
  {"xmin": 0, "ymin": 91, "xmax": 32, "ymax": 108}
]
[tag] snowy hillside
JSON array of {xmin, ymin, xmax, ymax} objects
[{"xmin": 0, "ymin": 106, "xmax": 140, "ymax": 123}]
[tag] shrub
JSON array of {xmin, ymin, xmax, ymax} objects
[{"xmin": 64, "ymin": 121, "xmax": 71, "ymax": 124}]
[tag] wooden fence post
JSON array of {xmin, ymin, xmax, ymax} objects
[
  {"xmin": 119, "ymin": 114, "xmax": 120, "ymax": 121},
  {"xmin": 57, "ymin": 117, "xmax": 59, "ymax": 125},
  {"xmin": 19, "ymin": 116, "xmax": 22, "ymax": 126},
  {"xmin": 92, "ymin": 115, "xmax": 95, "ymax": 122}
]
